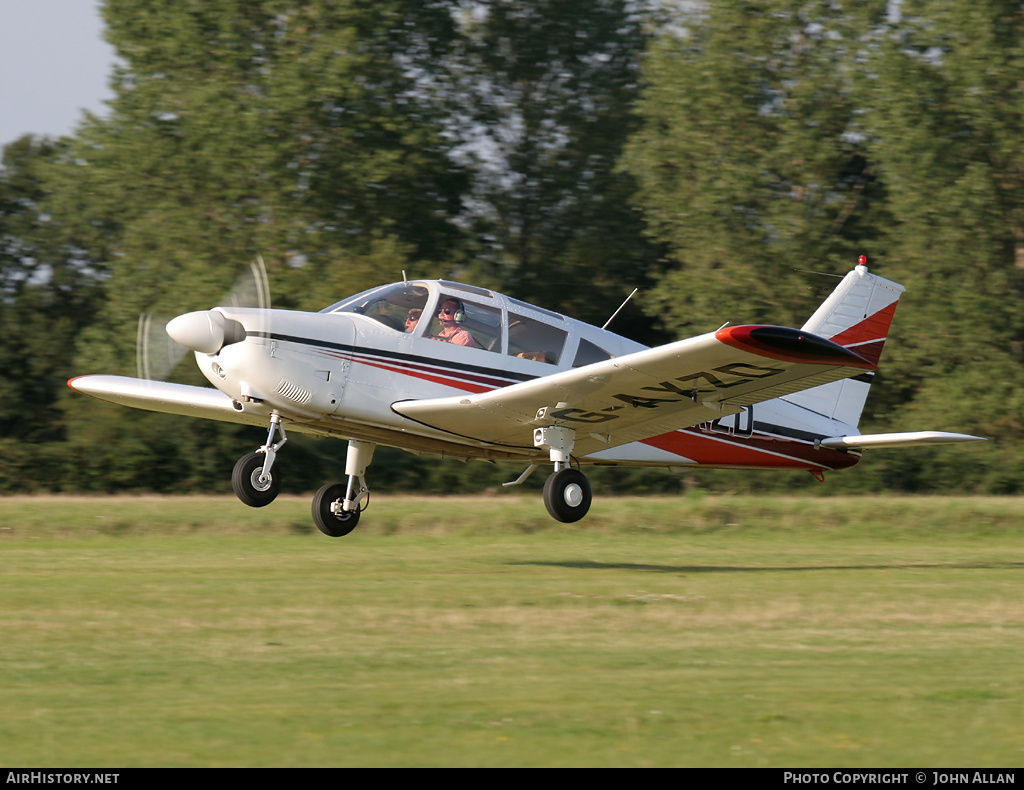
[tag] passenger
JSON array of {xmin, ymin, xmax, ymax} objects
[
  {"xmin": 435, "ymin": 298, "xmax": 479, "ymax": 347},
  {"xmin": 517, "ymin": 350, "xmax": 555, "ymax": 364},
  {"xmin": 404, "ymin": 308, "xmax": 422, "ymax": 333}
]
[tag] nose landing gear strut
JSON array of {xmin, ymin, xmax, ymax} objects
[{"xmin": 232, "ymin": 413, "xmax": 287, "ymax": 507}]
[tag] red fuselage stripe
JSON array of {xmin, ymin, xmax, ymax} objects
[{"xmin": 641, "ymin": 428, "xmax": 859, "ymax": 470}]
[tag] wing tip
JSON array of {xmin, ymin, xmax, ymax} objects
[
  {"xmin": 67, "ymin": 374, "xmax": 106, "ymax": 394},
  {"xmin": 716, "ymin": 325, "xmax": 877, "ymax": 370}
]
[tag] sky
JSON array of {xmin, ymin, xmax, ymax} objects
[{"xmin": 0, "ymin": 1, "xmax": 117, "ymax": 147}]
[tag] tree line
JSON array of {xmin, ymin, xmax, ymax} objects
[{"xmin": 0, "ymin": 0, "xmax": 1019, "ymax": 497}]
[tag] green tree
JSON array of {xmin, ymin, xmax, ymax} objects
[
  {"xmin": 623, "ymin": 0, "xmax": 889, "ymax": 337},
  {"xmin": 57, "ymin": 1, "xmax": 467, "ymax": 372},
  {"xmin": 855, "ymin": 0, "xmax": 1024, "ymax": 491},
  {"xmin": 49, "ymin": 1, "xmax": 470, "ymax": 491},
  {"xmin": 0, "ymin": 136, "xmax": 106, "ymax": 490},
  {"xmin": 447, "ymin": 0, "xmax": 657, "ymax": 330},
  {"xmin": 0, "ymin": 138, "xmax": 101, "ymax": 440},
  {"xmin": 624, "ymin": 0, "xmax": 1021, "ymax": 493}
]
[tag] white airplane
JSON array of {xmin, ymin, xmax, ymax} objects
[{"xmin": 68, "ymin": 255, "xmax": 983, "ymax": 536}]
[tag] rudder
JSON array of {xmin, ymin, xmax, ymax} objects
[{"xmin": 783, "ymin": 256, "xmax": 904, "ymax": 427}]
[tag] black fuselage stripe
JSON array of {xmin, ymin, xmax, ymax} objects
[
  {"xmin": 250, "ymin": 332, "xmax": 852, "ymax": 448},
  {"xmin": 249, "ymin": 331, "xmax": 536, "ymax": 385}
]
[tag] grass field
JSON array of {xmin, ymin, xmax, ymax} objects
[{"xmin": 1, "ymin": 493, "xmax": 1022, "ymax": 767}]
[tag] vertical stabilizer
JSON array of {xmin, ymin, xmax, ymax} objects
[{"xmin": 783, "ymin": 257, "xmax": 904, "ymax": 427}]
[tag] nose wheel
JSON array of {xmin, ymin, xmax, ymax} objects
[
  {"xmin": 232, "ymin": 452, "xmax": 282, "ymax": 507},
  {"xmin": 232, "ymin": 413, "xmax": 287, "ymax": 508}
]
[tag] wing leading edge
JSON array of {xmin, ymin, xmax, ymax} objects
[
  {"xmin": 393, "ymin": 324, "xmax": 876, "ymax": 456},
  {"xmin": 67, "ymin": 375, "xmax": 269, "ymax": 428}
]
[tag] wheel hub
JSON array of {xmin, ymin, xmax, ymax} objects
[
  {"xmin": 249, "ymin": 468, "xmax": 273, "ymax": 492},
  {"xmin": 563, "ymin": 483, "xmax": 584, "ymax": 508}
]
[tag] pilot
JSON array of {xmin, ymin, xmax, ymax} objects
[
  {"xmin": 404, "ymin": 308, "xmax": 422, "ymax": 333},
  {"xmin": 435, "ymin": 298, "xmax": 479, "ymax": 348}
]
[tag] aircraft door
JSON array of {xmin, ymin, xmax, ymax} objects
[{"xmin": 323, "ymin": 316, "xmax": 355, "ymax": 416}]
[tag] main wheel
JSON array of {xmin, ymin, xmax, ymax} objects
[
  {"xmin": 542, "ymin": 468, "xmax": 592, "ymax": 523},
  {"xmin": 312, "ymin": 482, "xmax": 361, "ymax": 537},
  {"xmin": 232, "ymin": 452, "xmax": 281, "ymax": 508}
]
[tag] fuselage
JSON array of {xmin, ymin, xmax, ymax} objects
[{"xmin": 198, "ymin": 279, "xmax": 860, "ymax": 473}]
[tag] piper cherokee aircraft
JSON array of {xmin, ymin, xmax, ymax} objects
[{"xmin": 68, "ymin": 255, "xmax": 983, "ymax": 536}]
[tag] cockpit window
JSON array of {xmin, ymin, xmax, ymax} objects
[
  {"xmin": 428, "ymin": 294, "xmax": 503, "ymax": 352},
  {"xmin": 321, "ymin": 283, "xmax": 430, "ymax": 333},
  {"xmin": 573, "ymin": 338, "xmax": 615, "ymax": 367},
  {"xmin": 508, "ymin": 313, "xmax": 567, "ymax": 365},
  {"xmin": 437, "ymin": 280, "xmax": 494, "ymax": 299}
]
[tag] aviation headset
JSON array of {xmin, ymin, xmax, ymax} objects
[{"xmin": 440, "ymin": 297, "xmax": 466, "ymax": 324}]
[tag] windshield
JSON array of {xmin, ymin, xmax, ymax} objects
[{"xmin": 319, "ymin": 283, "xmax": 431, "ymax": 332}]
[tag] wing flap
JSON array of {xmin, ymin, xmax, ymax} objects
[
  {"xmin": 68, "ymin": 375, "xmax": 268, "ymax": 428},
  {"xmin": 394, "ymin": 325, "xmax": 876, "ymax": 455}
]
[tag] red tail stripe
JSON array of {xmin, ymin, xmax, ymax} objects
[{"xmin": 829, "ymin": 301, "xmax": 898, "ymax": 348}]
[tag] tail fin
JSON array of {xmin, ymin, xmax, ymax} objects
[{"xmin": 783, "ymin": 256, "xmax": 904, "ymax": 427}]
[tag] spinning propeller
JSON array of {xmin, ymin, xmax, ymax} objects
[{"xmin": 136, "ymin": 255, "xmax": 271, "ymax": 381}]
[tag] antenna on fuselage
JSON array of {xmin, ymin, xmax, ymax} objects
[
  {"xmin": 793, "ymin": 268, "xmax": 843, "ymax": 279},
  {"xmin": 602, "ymin": 288, "xmax": 639, "ymax": 330}
]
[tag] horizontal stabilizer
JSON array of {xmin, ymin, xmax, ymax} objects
[{"xmin": 818, "ymin": 431, "xmax": 985, "ymax": 449}]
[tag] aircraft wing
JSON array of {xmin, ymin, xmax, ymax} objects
[
  {"xmin": 393, "ymin": 325, "xmax": 878, "ymax": 456},
  {"xmin": 67, "ymin": 375, "xmax": 268, "ymax": 428}
]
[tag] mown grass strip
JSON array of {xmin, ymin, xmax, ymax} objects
[{"xmin": 1, "ymin": 495, "xmax": 1021, "ymax": 766}]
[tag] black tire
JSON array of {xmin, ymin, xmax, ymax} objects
[
  {"xmin": 542, "ymin": 468, "xmax": 592, "ymax": 523},
  {"xmin": 312, "ymin": 482, "xmax": 360, "ymax": 537},
  {"xmin": 232, "ymin": 452, "xmax": 281, "ymax": 508}
]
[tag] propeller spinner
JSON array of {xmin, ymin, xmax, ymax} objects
[
  {"xmin": 136, "ymin": 256, "xmax": 270, "ymax": 380},
  {"xmin": 166, "ymin": 309, "xmax": 246, "ymax": 354}
]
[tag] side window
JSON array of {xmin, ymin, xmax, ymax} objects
[
  {"xmin": 572, "ymin": 338, "xmax": 614, "ymax": 368},
  {"xmin": 428, "ymin": 295, "xmax": 502, "ymax": 352},
  {"xmin": 508, "ymin": 313, "xmax": 568, "ymax": 365}
]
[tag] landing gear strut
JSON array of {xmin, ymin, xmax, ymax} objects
[
  {"xmin": 534, "ymin": 425, "xmax": 591, "ymax": 523},
  {"xmin": 232, "ymin": 413, "xmax": 287, "ymax": 507},
  {"xmin": 230, "ymin": 418, "xmax": 377, "ymax": 537},
  {"xmin": 312, "ymin": 439, "xmax": 375, "ymax": 537}
]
